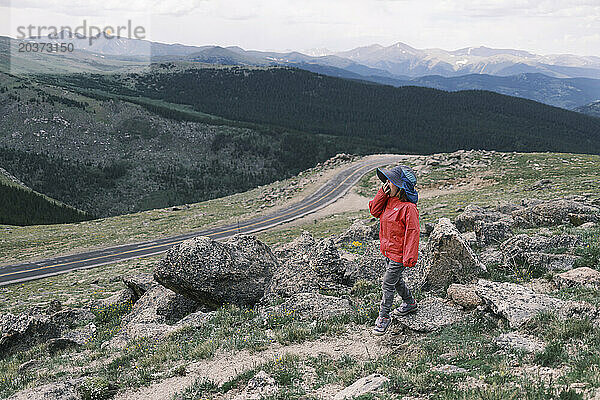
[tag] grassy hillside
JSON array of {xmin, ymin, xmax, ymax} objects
[
  {"xmin": 1, "ymin": 150, "xmax": 599, "ymax": 400},
  {"xmin": 43, "ymin": 64, "xmax": 600, "ymax": 155}
]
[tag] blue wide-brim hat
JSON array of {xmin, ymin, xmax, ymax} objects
[{"xmin": 376, "ymin": 165, "xmax": 418, "ymax": 203}]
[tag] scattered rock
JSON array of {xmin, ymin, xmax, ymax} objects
[
  {"xmin": 269, "ymin": 292, "xmax": 353, "ymax": 320},
  {"xmin": 268, "ymin": 232, "xmax": 349, "ymax": 298},
  {"xmin": 333, "ymin": 373, "xmax": 389, "ymax": 400},
  {"xmin": 342, "ymin": 240, "xmax": 386, "ymax": 285},
  {"xmin": 123, "ymin": 273, "xmax": 158, "ymax": 300},
  {"xmin": 94, "ymin": 288, "xmax": 135, "ymax": 310},
  {"xmin": 106, "ymin": 285, "xmax": 200, "ymax": 349},
  {"xmin": 500, "ymin": 233, "xmax": 582, "ymax": 271},
  {"xmin": 432, "ymin": 364, "xmax": 467, "ymax": 374},
  {"xmin": 554, "ymin": 267, "xmax": 600, "ymax": 289},
  {"xmin": 393, "ymin": 297, "xmax": 465, "ymax": 333},
  {"xmin": 474, "ymin": 220, "xmax": 513, "ymax": 247},
  {"xmin": 454, "ymin": 205, "xmax": 511, "ymax": 233},
  {"xmin": 335, "ymin": 218, "xmax": 379, "ymax": 245},
  {"xmin": 7, "ymin": 378, "xmax": 85, "ymax": 400},
  {"xmin": 154, "ymin": 235, "xmax": 277, "ymax": 308},
  {"xmin": 234, "ymin": 370, "xmax": 278, "ymax": 400},
  {"xmin": 410, "ymin": 218, "xmax": 485, "ymax": 292},
  {"xmin": 47, "ymin": 322, "xmax": 97, "ymax": 353},
  {"xmin": 495, "ymin": 332, "xmax": 545, "ymax": 353},
  {"xmin": 512, "ymin": 200, "xmax": 599, "ymax": 228},
  {"xmin": 475, "ymin": 279, "xmax": 596, "ymax": 329},
  {"xmin": 447, "ymin": 284, "xmax": 483, "ymax": 310},
  {"xmin": 0, "ymin": 306, "xmax": 94, "ymax": 358}
]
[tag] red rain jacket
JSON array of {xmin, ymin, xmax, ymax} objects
[{"xmin": 368, "ymin": 187, "xmax": 420, "ymax": 267}]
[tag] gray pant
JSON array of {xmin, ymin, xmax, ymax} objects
[{"xmin": 379, "ymin": 257, "xmax": 414, "ymax": 318}]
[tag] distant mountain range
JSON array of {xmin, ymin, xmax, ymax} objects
[
  {"xmin": 575, "ymin": 101, "xmax": 600, "ymax": 118},
  {"xmin": 3, "ymin": 33, "xmax": 600, "ymax": 110}
]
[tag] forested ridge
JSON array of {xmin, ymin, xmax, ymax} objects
[{"xmin": 49, "ymin": 65, "xmax": 600, "ymax": 155}]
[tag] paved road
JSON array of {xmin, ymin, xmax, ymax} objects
[{"xmin": 0, "ymin": 155, "xmax": 400, "ymax": 286}]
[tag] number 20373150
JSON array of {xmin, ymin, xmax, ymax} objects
[{"xmin": 18, "ymin": 42, "xmax": 74, "ymax": 53}]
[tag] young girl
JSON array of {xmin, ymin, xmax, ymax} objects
[{"xmin": 368, "ymin": 165, "xmax": 420, "ymax": 336}]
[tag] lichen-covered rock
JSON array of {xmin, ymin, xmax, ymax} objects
[
  {"xmin": 268, "ymin": 232, "xmax": 349, "ymax": 297},
  {"xmin": 447, "ymin": 284, "xmax": 483, "ymax": 309},
  {"xmin": 342, "ymin": 240, "xmax": 386, "ymax": 285},
  {"xmin": 554, "ymin": 267, "xmax": 600, "ymax": 289},
  {"xmin": 475, "ymin": 279, "xmax": 596, "ymax": 329},
  {"xmin": 512, "ymin": 199, "xmax": 600, "ymax": 228},
  {"xmin": 410, "ymin": 218, "xmax": 485, "ymax": 293},
  {"xmin": 0, "ymin": 305, "xmax": 95, "ymax": 358},
  {"xmin": 122, "ymin": 273, "xmax": 158, "ymax": 300},
  {"xmin": 268, "ymin": 292, "xmax": 353, "ymax": 320},
  {"xmin": 392, "ymin": 297, "xmax": 466, "ymax": 332},
  {"xmin": 335, "ymin": 218, "xmax": 380, "ymax": 245},
  {"xmin": 495, "ymin": 332, "xmax": 545, "ymax": 353},
  {"xmin": 334, "ymin": 373, "xmax": 389, "ymax": 400},
  {"xmin": 500, "ymin": 233, "xmax": 582, "ymax": 271},
  {"xmin": 234, "ymin": 371, "xmax": 278, "ymax": 400},
  {"xmin": 454, "ymin": 205, "xmax": 512, "ymax": 233},
  {"xmin": 7, "ymin": 378, "xmax": 86, "ymax": 400},
  {"xmin": 154, "ymin": 235, "xmax": 277, "ymax": 307},
  {"xmin": 47, "ymin": 322, "xmax": 97, "ymax": 353},
  {"xmin": 94, "ymin": 287, "xmax": 135, "ymax": 311},
  {"xmin": 475, "ymin": 220, "xmax": 513, "ymax": 247}
]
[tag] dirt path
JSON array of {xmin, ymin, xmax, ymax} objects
[{"xmin": 114, "ymin": 327, "xmax": 389, "ymax": 400}]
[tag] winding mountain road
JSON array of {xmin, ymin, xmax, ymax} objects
[{"xmin": 0, "ymin": 155, "xmax": 401, "ymax": 286}]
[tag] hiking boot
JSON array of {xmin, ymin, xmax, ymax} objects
[
  {"xmin": 391, "ymin": 301, "xmax": 418, "ymax": 317},
  {"xmin": 372, "ymin": 316, "xmax": 392, "ymax": 336}
]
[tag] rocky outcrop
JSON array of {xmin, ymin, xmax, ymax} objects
[
  {"xmin": 105, "ymin": 284, "xmax": 201, "ymax": 349},
  {"xmin": 122, "ymin": 273, "xmax": 158, "ymax": 300},
  {"xmin": 512, "ymin": 199, "xmax": 599, "ymax": 228},
  {"xmin": 269, "ymin": 292, "xmax": 353, "ymax": 320},
  {"xmin": 154, "ymin": 235, "xmax": 277, "ymax": 308},
  {"xmin": 0, "ymin": 302, "xmax": 95, "ymax": 358},
  {"xmin": 47, "ymin": 322, "xmax": 97, "ymax": 353},
  {"xmin": 268, "ymin": 232, "xmax": 349, "ymax": 298},
  {"xmin": 475, "ymin": 279, "xmax": 597, "ymax": 328},
  {"xmin": 392, "ymin": 297, "xmax": 466, "ymax": 333},
  {"xmin": 454, "ymin": 205, "xmax": 512, "ymax": 233},
  {"xmin": 554, "ymin": 267, "xmax": 600, "ymax": 289},
  {"xmin": 474, "ymin": 220, "xmax": 513, "ymax": 246},
  {"xmin": 500, "ymin": 233, "xmax": 582, "ymax": 271},
  {"xmin": 410, "ymin": 218, "xmax": 485, "ymax": 292}
]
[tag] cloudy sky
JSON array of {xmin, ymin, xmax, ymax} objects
[{"xmin": 1, "ymin": 0, "xmax": 599, "ymax": 56}]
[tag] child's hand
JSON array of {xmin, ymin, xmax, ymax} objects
[{"xmin": 382, "ymin": 181, "xmax": 391, "ymax": 195}]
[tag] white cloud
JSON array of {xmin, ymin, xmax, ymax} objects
[{"xmin": 1, "ymin": 0, "xmax": 598, "ymax": 56}]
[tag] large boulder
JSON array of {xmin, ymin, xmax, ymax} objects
[
  {"xmin": 500, "ymin": 233, "xmax": 582, "ymax": 271},
  {"xmin": 454, "ymin": 205, "xmax": 512, "ymax": 233},
  {"xmin": 335, "ymin": 218, "xmax": 380, "ymax": 245},
  {"xmin": 154, "ymin": 235, "xmax": 277, "ymax": 308},
  {"xmin": 268, "ymin": 232, "xmax": 349, "ymax": 298},
  {"xmin": 342, "ymin": 240, "xmax": 386, "ymax": 285},
  {"xmin": 475, "ymin": 279, "xmax": 597, "ymax": 329},
  {"xmin": 409, "ymin": 218, "xmax": 485, "ymax": 293},
  {"xmin": 512, "ymin": 199, "xmax": 600, "ymax": 228}
]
